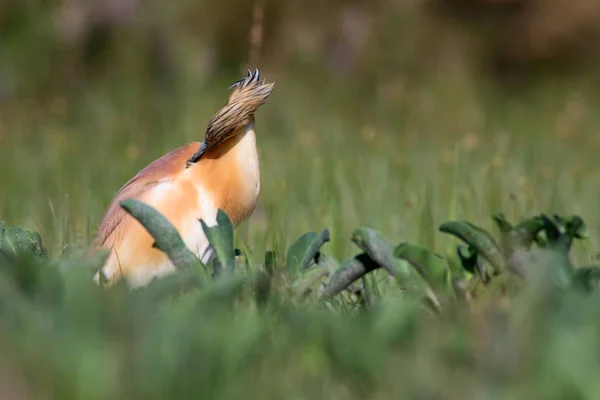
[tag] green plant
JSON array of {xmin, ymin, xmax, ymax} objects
[
  {"xmin": 3, "ymin": 201, "xmax": 600, "ymax": 399},
  {"xmin": 4, "ymin": 201, "xmax": 597, "ymax": 312}
]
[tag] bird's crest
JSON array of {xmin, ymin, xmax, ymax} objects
[
  {"xmin": 186, "ymin": 69, "xmax": 274, "ymax": 166},
  {"xmin": 227, "ymin": 68, "xmax": 270, "ymax": 102}
]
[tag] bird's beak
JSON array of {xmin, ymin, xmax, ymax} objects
[{"xmin": 186, "ymin": 141, "xmax": 209, "ymax": 167}]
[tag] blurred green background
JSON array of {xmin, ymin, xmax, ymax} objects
[
  {"xmin": 3, "ymin": 1, "xmax": 600, "ymax": 399},
  {"xmin": 2, "ymin": 0, "xmax": 600, "ymax": 260}
]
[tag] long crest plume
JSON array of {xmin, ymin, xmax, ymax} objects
[{"xmin": 186, "ymin": 69, "xmax": 274, "ymax": 166}]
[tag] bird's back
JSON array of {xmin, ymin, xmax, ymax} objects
[{"xmin": 93, "ymin": 142, "xmax": 214, "ymax": 287}]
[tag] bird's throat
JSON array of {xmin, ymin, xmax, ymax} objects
[{"xmin": 192, "ymin": 127, "xmax": 260, "ymax": 226}]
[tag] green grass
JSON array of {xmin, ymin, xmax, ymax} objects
[
  {"xmin": 3, "ymin": 67, "xmax": 600, "ymax": 398},
  {"xmin": 3, "ymin": 72, "xmax": 600, "ymax": 260}
]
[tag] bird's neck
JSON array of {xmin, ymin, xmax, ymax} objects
[
  {"xmin": 193, "ymin": 124, "xmax": 260, "ymax": 226},
  {"xmin": 233, "ymin": 125, "xmax": 260, "ymax": 191}
]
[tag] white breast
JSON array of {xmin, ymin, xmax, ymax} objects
[
  {"xmin": 182, "ymin": 186, "xmax": 218, "ymax": 265},
  {"xmin": 182, "ymin": 127, "xmax": 260, "ymax": 272}
]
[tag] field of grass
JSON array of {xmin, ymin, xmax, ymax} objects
[{"xmin": 2, "ymin": 65, "xmax": 600, "ymax": 399}]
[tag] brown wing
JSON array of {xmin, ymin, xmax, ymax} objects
[{"xmin": 92, "ymin": 142, "xmax": 200, "ymax": 251}]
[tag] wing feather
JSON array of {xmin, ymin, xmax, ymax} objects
[{"xmin": 93, "ymin": 142, "xmax": 200, "ymax": 251}]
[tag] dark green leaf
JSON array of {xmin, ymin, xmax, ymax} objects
[
  {"xmin": 439, "ymin": 220, "xmax": 505, "ymax": 275},
  {"xmin": 457, "ymin": 245, "xmax": 477, "ymax": 275},
  {"xmin": 566, "ymin": 215, "xmax": 588, "ymax": 239},
  {"xmin": 286, "ymin": 231, "xmax": 316, "ymax": 277},
  {"xmin": 572, "ymin": 265, "xmax": 600, "ymax": 292},
  {"xmin": 0, "ymin": 222, "xmax": 48, "ymax": 259},
  {"xmin": 264, "ymin": 250, "xmax": 277, "ymax": 277},
  {"xmin": 538, "ymin": 214, "xmax": 580, "ymax": 254},
  {"xmin": 542, "ymin": 214, "xmax": 565, "ymax": 245},
  {"xmin": 394, "ymin": 242, "xmax": 450, "ymax": 297},
  {"xmin": 200, "ymin": 209, "xmax": 236, "ymax": 275},
  {"xmin": 351, "ymin": 227, "xmax": 441, "ymax": 312},
  {"xmin": 491, "ymin": 212, "xmax": 513, "ymax": 233},
  {"xmin": 318, "ymin": 253, "xmax": 379, "ymax": 301},
  {"xmin": 492, "ymin": 213, "xmax": 545, "ymax": 260},
  {"xmin": 285, "ymin": 228, "xmax": 330, "ymax": 278},
  {"xmin": 513, "ymin": 216, "xmax": 545, "ymax": 241},
  {"xmin": 119, "ymin": 199, "xmax": 207, "ymax": 280}
]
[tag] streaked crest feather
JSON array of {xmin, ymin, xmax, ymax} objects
[{"xmin": 186, "ymin": 69, "xmax": 274, "ymax": 166}]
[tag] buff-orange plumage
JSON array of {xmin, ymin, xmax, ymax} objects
[{"xmin": 92, "ymin": 69, "xmax": 274, "ymax": 287}]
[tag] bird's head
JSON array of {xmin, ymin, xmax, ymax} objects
[{"xmin": 186, "ymin": 69, "xmax": 274, "ymax": 167}]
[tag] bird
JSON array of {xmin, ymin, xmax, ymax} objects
[{"xmin": 91, "ymin": 69, "xmax": 275, "ymax": 288}]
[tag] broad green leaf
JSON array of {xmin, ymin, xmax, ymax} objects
[
  {"xmin": 513, "ymin": 216, "xmax": 545, "ymax": 240},
  {"xmin": 538, "ymin": 214, "xmax": 579, "ymax": 256},
  {"xmin": 285, "ymin": 228, "xmax": 330, "ymax": 278},
  {"xmin": 285, "ymin": 231, "xmax": 316, "ymax": 277},
  {"xmin": 492, "ymin": 212, "xmax": 515, "ymax": 256},
  {"xmin": 565, "ymin": 215, "xmax": 588, "ymax": 239},
  {"xmin": 119, "ymin": 199, "xmax": 207, "ymax": 280},
  {"xmin": 457, "ymin": 245, "xmax": 477, "ymax": 274},
  {"xmin": 554, "ymin": 214, "xmax": 589, "ymax": 251},
  {"xmin": 439, "ymin": 220, "xmax": 505, "ymax": 275},
  {"xmin": 209, "ymin": 247, "xmax": 242, "ymax": 280},
  {"xmin": 351, "ymin": 227, "xmax": 441, "ymax": 312},
  {"xmin": 0, "ymin": 222, "xmax": 48, "ymax": 259},
  {"xmin": 456, "ymin": 244, "xmax": 495, "ymax": 283},
  {"xmin": 318, "ymin": 253, "xmax": 379, "ymax": 301},
  {"xmin": 200, "ymin": 209, "xmax": 236, "ymax": 275},
  {"xmin": 511, "ymin": 215, "xmax": 545, "ymax": 250},
  {"xmin": 491, "ymin": 212, "xmax": 513, "ymax": 233},
  {"xmin": 492, "ymin": 213, "xmax": 544, "ymax": 258},
  {"xmin": 394, "ymin": 242, "xmax": 450, "ymax": 296},
  {"xmin": 542, "ymin": 214, "xmax": 567, "ymax": 245}
]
